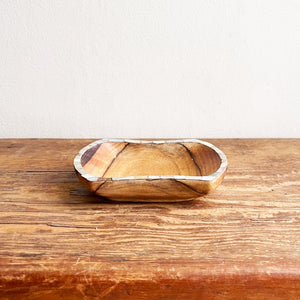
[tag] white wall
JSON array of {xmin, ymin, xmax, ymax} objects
[{"xmin": 0, "ymin": 0, "xmax": 299, "ymax": 138}]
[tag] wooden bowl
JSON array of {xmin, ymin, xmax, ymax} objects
[{"xmin": 74, "ymin": 139, "xmax": 227, "ymax": 202}]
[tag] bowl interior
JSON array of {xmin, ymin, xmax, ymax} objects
[{"xmin": 80, "ymin": 142, "xmax": 222, "ymax": 179}]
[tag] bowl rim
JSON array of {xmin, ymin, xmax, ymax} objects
[{"xmin": 74, "ymin": 139, "xmax": 227, "ymax": 182}]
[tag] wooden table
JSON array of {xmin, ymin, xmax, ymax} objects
[{"xmin": 0, "ymin": 139, "xmax": 299, "ymax": 299}]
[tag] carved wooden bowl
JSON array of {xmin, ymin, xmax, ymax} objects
[{"xmin": 74, "ymin": 139, "xmax": 227, "ymax": 202}]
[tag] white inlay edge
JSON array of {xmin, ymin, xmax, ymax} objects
[{"xmin": 74, "ymin": 139, "xmax": 228, "ymax": 182}]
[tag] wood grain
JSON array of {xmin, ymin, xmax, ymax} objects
[
  {"xmin": 0, "ymin": 139, "xmax": 299, "ymax": 299},
  {"xmin": 75, "ymin": 140, "xmax": 226, "ymax": 201}
]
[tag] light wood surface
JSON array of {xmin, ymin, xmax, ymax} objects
[
  {"xmin": 0, "ymin": 139, "xmax": 299, "ymax": 299},
  {"xmin": 75, "ymin": 139, "xmax": 227, "ymax": 201}
]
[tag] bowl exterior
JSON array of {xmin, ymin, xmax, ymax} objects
[{"xmin": 75, "ymin": 168, "xmax": 227, "ymax": 202}]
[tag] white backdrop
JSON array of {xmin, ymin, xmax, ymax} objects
[{"xmin": 0, "ymin": 0, "xmax": 299, "ymax": 138}]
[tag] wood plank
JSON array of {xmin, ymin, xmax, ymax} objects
[{"xmin": 0, "ymin": 139, "xmax": 299, "ymax": 299}]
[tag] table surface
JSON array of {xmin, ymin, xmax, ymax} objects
[{"xmin": 0, "ymin": 139, "xmax": 299, "ymax": 299}]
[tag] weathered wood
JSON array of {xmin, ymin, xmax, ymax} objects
[
  {"xmin": 74, "ymin": 139, "xmax": 227, "ymax": 201},
  {"xmin": 0, "ymin": 139, "xmax": 299, "ymax": 299}
]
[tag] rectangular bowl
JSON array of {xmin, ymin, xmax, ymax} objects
[{"xmin": 74, "ymin": 139, "xmax": 227, "ymax": 202}]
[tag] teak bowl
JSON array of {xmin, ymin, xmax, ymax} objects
[{"xmin": 74, "ymin": 139, "xmax": 227, "ymax": 202}]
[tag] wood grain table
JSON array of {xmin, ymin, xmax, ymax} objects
[{"xmin": 0, "ymin": 139, "xmax": 299, "ymax": 299}]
